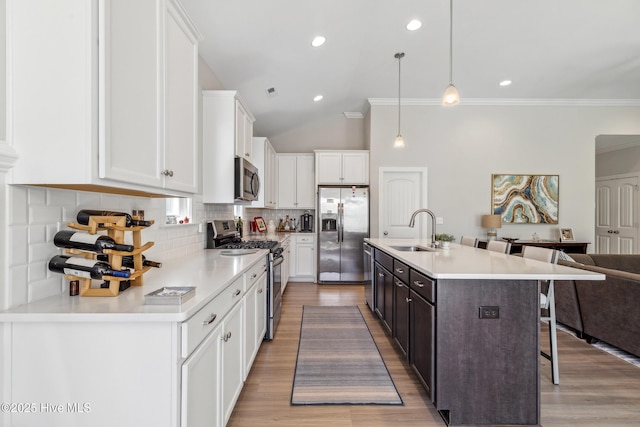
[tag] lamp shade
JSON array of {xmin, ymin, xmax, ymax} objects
[{"xmin": 482, "ymin": 214, "xmax": 502, "ymax": 229}]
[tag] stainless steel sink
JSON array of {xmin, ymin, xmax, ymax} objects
[{"xmin": 389, "ymin": 245, "xmax": 437, "ymax": 252}]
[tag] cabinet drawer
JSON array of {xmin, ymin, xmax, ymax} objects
[
  {"xmin": 245, "ymin": 256, "xmax": 268, "ymax": 291},
  {"xmin": 409, "ymin": 270, "xmax": 435, "ymax": 304},
  {"xmin": 393, "ymin": 259, "xmax": 410, "ymax": 284},
  {"xmin": 296, "ymin": 235, "xmax": 314, "ymax": 244},
  {"xmin": 375, "ymin": 250, "xmax": 394, "ymax": 272},
  {"xmin": 181, "ymin": 277, "xmax": 244, "ymax": 358}
]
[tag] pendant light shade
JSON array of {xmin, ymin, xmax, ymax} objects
[
  {"xmin": 394, "ymin": 52, "xmax": 405, "ymax": 148},
  {"xmin": 443, "ymin": 0, "xmax": 460, "ymax": 106}
]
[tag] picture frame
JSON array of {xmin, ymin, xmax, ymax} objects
[
  {"xmin": 254, "ymin": 217, "xmax": 267, "ymax": 232},
  {"xmin": 491, "ymin": 174, "xmax": 559, "ymax": 224},
  {"xmin": 559, "ymin": 227, "xmax": 575, "ymax": 241}
]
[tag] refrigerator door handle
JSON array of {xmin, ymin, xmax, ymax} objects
[{"xmin": 338, "ymin": 203, "xmax": 344, "ymax": 242}]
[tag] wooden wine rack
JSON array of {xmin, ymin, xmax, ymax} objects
[{"xmin": 64, "ymin": 215, "xmax": 155, "ymax": 297}]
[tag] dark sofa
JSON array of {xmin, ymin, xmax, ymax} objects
[{"xmin": 555, "ymin": 254, "xmax": 640, "ymax": 358}]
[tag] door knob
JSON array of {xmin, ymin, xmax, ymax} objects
[{"xmin": 384, "ymin": 231, "xmax": 388, "ymax": 236}]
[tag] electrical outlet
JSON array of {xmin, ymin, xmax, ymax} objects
[
  {"xmin": 479, "ymin": 306, "xmax": 499, "ymax": 319},
  {"xmin": 436, "ymin": 217, "xmax": 444, "ymax": 225}
]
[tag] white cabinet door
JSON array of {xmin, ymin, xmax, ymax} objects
[
  {"xmin": 595, "ymin": 177, "xmax": 638, "ymax": 254},
  {"xmin": 244, "ymin": 271, "xmax": 267, "ymax": 378},
  {"xmin": 99, "ymin": 0, "xmax": 163, "ymax": 188},
  {"xmin": 221, "ymin": 302, "xmax": 244, "ymax": 426},
  {"xmin": 342, "ymin": 152, "xmax": 369, "ymax": 184},
  {"xmin": 181, "ymin": 325, "xmax": 222, "ymax": 427},
  {"xmin": 164, "ymin": 2, "xmax": 199, "ymax": 192},
  {"xmin": 235, "ymin": 101, "xmax": 254, "ymax": 161},
  {"xmin": 277, "ymin": 155, "xmax": 299, "ymax": 208},
  {"xmin": 315, "ymin": 151, "xmax": 369, "ymax": 185},
  {"xmin": 296, "ymin": 155, "xmax": 316, "ymax": 209},
  {"xmin": 316, "ymin": 152, "xmax": 343, "ymax": 184},
  {"xmin": 251, "ymin": 138, "xmax": 277, "ymax": 208},
  {"xmin": 290, "ymin": 234, "xmax": 316, "ymax": 280},
  {"xmin": 296, "ymin": 242, "xmax": 315, "ymax": 278},
  {"xmin": 266, "ymin": 142, "xmax": 277, "ymax": 207},
  {"xmin": 281, "ymin": 239, "xmax": 291, "ymax": 292}
]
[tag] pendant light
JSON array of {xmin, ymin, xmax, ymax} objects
[
  {"xmin": 394, "ymin": 52, "xmax": 405, "ymax": 148},
  {"xmin": 442, "ymin": 0, "xmax": 460, "ymax": 106}
]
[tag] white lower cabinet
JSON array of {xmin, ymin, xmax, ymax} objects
[
  {"xmin": 2, "ymin": 256, "xmax": 267, "ymax": 427},
  {"xmin": 289, "ymin": 234, "xmax": 316, "ymax": 282},
  {"xmin": 181, "ymin": 323, "xmax": 222, "ymax": 427},
  {"xmin": 221, "ymin": 302, "xmax": 244, "ymax": 426}
]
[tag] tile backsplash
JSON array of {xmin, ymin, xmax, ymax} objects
[{"xmin": 8, "ymin": 185, "xmax": 233, "ymax": 307}]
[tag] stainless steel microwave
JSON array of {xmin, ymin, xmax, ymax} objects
[{"xmin": 235, "ymin": 157, "xmax": 260, "ymax": 202}]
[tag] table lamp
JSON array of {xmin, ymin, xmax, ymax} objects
[{"xmin": 482, "ymin": 214, "xmax": 502, "ymax": 241}]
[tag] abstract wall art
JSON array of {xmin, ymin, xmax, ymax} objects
[{"xmin": 491, "ymin": 174, "xmax": 559, "ymax": 224}]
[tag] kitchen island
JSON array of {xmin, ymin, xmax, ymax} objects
[
  {"xmin": 0, "ymin": 249, "xmax": 269, "ymax": 427},
  {"xmin": 365, "ymin": 238, "xmax": 604, "ymax": 427}
]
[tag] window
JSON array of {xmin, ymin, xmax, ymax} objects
[{"xmin": 165, "ymin": 197, "xmax": 192, "ymax": 225}]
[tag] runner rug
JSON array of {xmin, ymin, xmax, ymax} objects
[{"xmin": 291, "ymin": 305, "xmax": 403, "ymax": 405}]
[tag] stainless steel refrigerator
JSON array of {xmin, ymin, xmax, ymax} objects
[{"xmin": 318, "ymin": 186, "xmax": 369, "ymax": 283}]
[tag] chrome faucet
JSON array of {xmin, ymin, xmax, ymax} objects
[{"xmin": 408, "ymin": 209, "xmax": 437, "ymax": 246}]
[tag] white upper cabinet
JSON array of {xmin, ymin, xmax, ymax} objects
[
  {"xmin": 202, "ymin": 91, "xmax": 256, "ymax": 204},
  {"xmin": 235, "ymin": 102, "xmax": 254, "ymax": 161},
  {"xmin": 277, "ymin": 154, "xmax": 315, "ymax": 209},
  {"xmin": 315, "ymin": 150, "xmax": 369, "ymax": 185},
  {"xmin": 251, "ymin": 137, "xmax": 277, "ymax": 209},
  {"xmin": 7, "ymin": 0, "xmax": 201, "ymax": 196}
]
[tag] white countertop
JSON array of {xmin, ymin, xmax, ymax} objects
[
  {"xmin": 0, "ymin": 249, "xmax": 269, "ymax": 323},
  {"xmin": 366, "ymin": 238, "xmax": 605, "ymax": 281}
]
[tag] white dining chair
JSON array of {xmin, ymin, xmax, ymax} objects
[
  {"xmin": 522, "ymin": 245, "xmax": 560, "ymax": 385},
  {"xmin": 486, "ymin": 239, "xmax": 511, "ymax": 254},
  {"xmin": 459, "ymin": 236, "xmax": 478, "ymax": 247}
]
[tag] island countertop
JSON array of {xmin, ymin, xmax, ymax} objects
[
  {"xmin": 366, "ymin": 238, "xmax": 605, "ymax": 281},
  {"xmin": 0, "ymin": 249, "xmax": 269, "ymax": 322}
]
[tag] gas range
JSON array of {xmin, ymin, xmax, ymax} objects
[
  {"xmin": 218, "ymin": 240, "xmax": 279, "ymax": 251},
  {"xmin": 205, "ymin": 219, "xmax": 280, "ymax": 252}
]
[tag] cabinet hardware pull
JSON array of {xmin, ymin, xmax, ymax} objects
[
  {"xmin": 406, "ymin": 297, "xmax": 412, "ymax": 303},
  {"xmin": 395, "ymin": 268, "xmax": 404, "ymax": 273},
  {"xmin": 161, "ymin": 169, "xmax": 174, "ymax": 177},
  {"xmin": 233, "ymin": 289, "xmax": 241, "ymax": 297},
  {"xmin": 378, "ymin": 273, "xmax": 385, "ymax": 277},
  {"xmin": 251, "ymin": 273, "xmax": 257, "ymax": 279},
  {"xmin": 227, "ymin": 332, "xmax": 232, "ymax": 340},
  {"xmin": 613, "ymin": 230, "xmax": 620, "ymax": 234},
  {"xmin": 413, "ymin": 281, "xmax": 425, "ymax": 288},
  {"xmin": 203, "ymin": 313, "xmax": 217, "ymax": 325},
  {"xmin": 396, "ymin": 281, "xmax": 403, "ymax": 287},
  {"xmin": 608, "ymin": 230, "xmax": 613, "ymax": 233},
  {"xmin": 258, "ymin": 288, "xmax": 263, "ymax": 294}
]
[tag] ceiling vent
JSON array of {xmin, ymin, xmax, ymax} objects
[
  {"xmin": 343, "ymin": 112, "xmax": 364, "ymax": 119},
  {"xmin": 265, "ymin": 87, "xmax": 277, "ymax": 97}
]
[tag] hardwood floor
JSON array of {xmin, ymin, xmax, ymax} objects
[{"xmin": 228, "ymin": 283, "xmax": 640, "ymax": 427}]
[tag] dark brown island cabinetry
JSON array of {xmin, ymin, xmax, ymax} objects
[{"xmin": 372, "ymin": 248, "xmax": 540, "ymax": 426}]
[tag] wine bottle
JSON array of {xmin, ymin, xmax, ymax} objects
[
  {"xmin": 96, "ymin": 254, "xmax": 162, "ymax": 268},
  {"xmin": 76, "ymin": 209, "xmax": 152, "ymax": 227},
  {"xmin": 53, "ymin": 230, "xmax": 134, "ymax": 253},
  {"xmin": 48, "ymin": 255, "xmax": 131, "ymax": 279}
]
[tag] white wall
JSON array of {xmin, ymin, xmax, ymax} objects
[
  {"xmin": 369, "ymin": 103, "xmax": 640, "ymax": 246},
  {"xmin": 269, "ymin": 114, "xmax": 365, "ymax": 153}
]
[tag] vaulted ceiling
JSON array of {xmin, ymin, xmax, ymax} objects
[{"xmin": 181, "ymin": 0, "xmax": 640, "ymax": 140}]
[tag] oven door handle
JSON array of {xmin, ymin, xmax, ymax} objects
[{"xmin": 272, "ymin": 255, "xmax": 285, "ymax": 268}]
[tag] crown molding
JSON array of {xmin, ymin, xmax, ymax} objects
[{"xmin": 367, "ymin": 98, "xmax": 640, "ymax": 107}]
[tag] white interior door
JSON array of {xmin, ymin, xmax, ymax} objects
[
  {"xmin": 379, "ymin": 168, "xmax": 428, "ymax": 239},
  {"xmin": 595, "ymin": 176, "xmax": 638, "ymax": 254}
]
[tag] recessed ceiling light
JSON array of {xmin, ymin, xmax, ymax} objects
[
  {"xmin": 313, "ymin": 95, "xmax": 323, "ymax": 102},
  {"xmin": 311, "ymin": 36, "xmax": 326, "ymax": 47},
  {"xmin": 406, "ymin": 20, "xmax": 422, "ymax": 31},
  {"xmin": 499, "ymin": 80, "xmax": 512, "ymax": 86}
]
